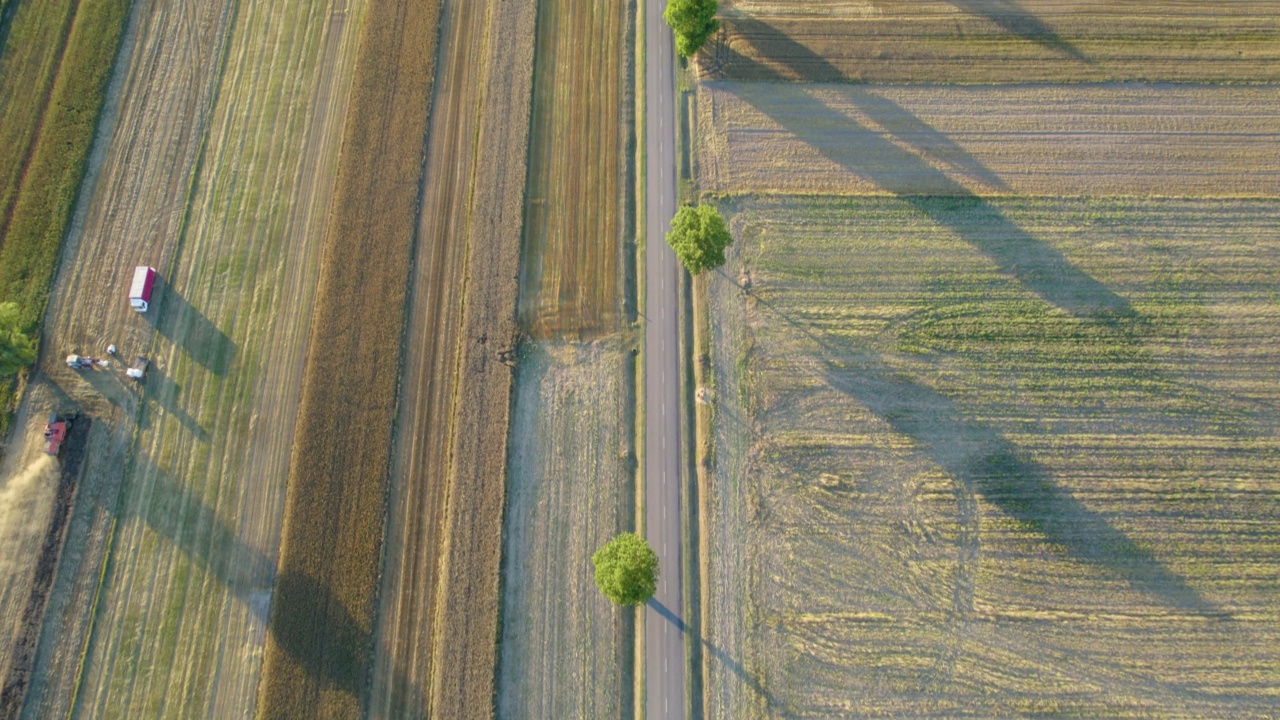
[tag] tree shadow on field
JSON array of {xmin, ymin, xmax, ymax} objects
[
  {"xmin": 134, "ymin": 362, "xmax": 209, "ymax": 442},
  {"xmin": 107, "ymin": 458, "xmax": 275, "ymax": 620},
  {"xmin": 144, "ymin": 275, "xmax": 237, "ymax": 376},
  {"xmin": 946, "ymin": 0, "xmax": 1090, "ymax": 63},
  {"xmin": 96, "ymin": 456, "xmax": 427, "ymax": 715},
  {"xmin": 648, "ymin": 598, "xmax": 795, "ymax": 717},
  {"xmin": 720, "ymin": 271, "xmax": 1223, "ymax": 617},
  {"xmin": 714, "ymin": 23, "xmax": 1133, "ymax": 324},
  {"xmin": 263, "ymin": 570, "xmax": 424, "ymax": 716}
]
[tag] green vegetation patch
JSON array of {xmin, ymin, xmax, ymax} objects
[
  {"xmin": 702, "ymin": 195, "xmax": 1280, "ymax": 718},
  {"xmin": 0, "ymin": 0, "xmax": 131, "ymax": 434}
]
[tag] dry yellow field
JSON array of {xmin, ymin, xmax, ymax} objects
[
  {"xmin": 519, "ymin": 0, "xmax": 632, "ymax": 338},
  {"xmin": 703, "ymin": 0, "xmax": 1280, "ymax": 83},
  {"xmin": 697, "ymin": 82, "xmax": 1280, "ymax": 197},
  {"xmin": 701, "ymin": 195, "xmax": 1280, "ymax": 718}
]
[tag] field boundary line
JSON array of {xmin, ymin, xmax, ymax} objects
[{"xmin": 632, "ymin": 0, "xmax": 647, "ymax": 716}]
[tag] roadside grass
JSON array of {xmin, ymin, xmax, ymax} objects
[
  {"xmin": 704, "ymin": 0, "xmax": 1280, "ymax": 83},
  {"xmin": 701, "ymin": 194, "xmax": 1280, "ymax": 718},
  {"xmin": 255, "ymin": 0, "xmax": 443, "ymax": 716},
  {"xmin": 0, "ymin": 0, "xmax": 130, "ymax": 438}
]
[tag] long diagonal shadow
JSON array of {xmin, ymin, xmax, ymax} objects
[
  {"xmin": 716, "ymin": 19, "xmax": 1130, "ymax": 322},
  {"xmin": 723, "ymin": 273, "xmax": 1221, "ymax": 616},
  {"xmin": 647, "ymin": 597, "xmax": 794, "ymax": 717},
  {"xmin": 947, "ymin": 0, "xmax": 1091, "ymax": 64}
]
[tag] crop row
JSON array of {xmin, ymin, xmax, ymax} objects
[
  {"xmin": 518, "ymin": 0, "xmax": 632, "ymax": 338},
  {"xmin": 697, "ymin": 82, "xmax": 1280, "ymax": 198},
  {"xmin": 703, "ymin": 0, "xmax": 1280, "ymax": 84},
  {"xmin": 0, "ymin": 0, "xmax": 131, "ymax": 435},
  {"xmin": 254, "ymin": 0, "xmax": 444, "ymax": 716},
  {"xmin": 701, "ymin": 195, "xmax": 1280, "ymax": 717}
]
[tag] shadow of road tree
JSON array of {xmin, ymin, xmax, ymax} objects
[
  {"xmin": 726, "ymin": 275, "xmax": 1222, "ymax": 617},
  {"xmin": 648, "ymin": 597, "xmax": 794, "ymax": 717},
  {"xmin": 946, "ymin": 0, "xmax": 1090, "ymax": 63},
  {"xmin": 144, "ymin": 275, "xmax": 237, "ymax": 376}
]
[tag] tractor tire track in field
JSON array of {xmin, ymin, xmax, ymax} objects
[
  {"xmin": 1, "ymin": 0, "xmax": 365, "ymax": 717},
  {"xmin": 370, "ymin": 0, "xmax": 534, "ymax": 714}
]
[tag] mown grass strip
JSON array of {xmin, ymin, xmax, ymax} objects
[
  {"xmin": 255, "ymin": 0, "xmax": 443, "ymax": 717},
  {"xmin": 0, "ymin": 0, "xmax": 131, "ymax": 436}
]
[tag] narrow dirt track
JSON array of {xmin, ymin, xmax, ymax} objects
[
  {"xmin": 369, "ymin": 0, "xmax": 534, "ymax": 715},
  {"xmin": 2, "ymin": 0, "xmax": 365, "ymax": 717}
]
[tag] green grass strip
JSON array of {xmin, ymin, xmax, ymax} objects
[{"xmin": 0, "ymin": 0, "xmax": 131, "ymax": 436}]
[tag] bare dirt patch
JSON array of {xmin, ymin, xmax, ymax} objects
[
  {"xmin": 701, "ymin": 195, "xmax": 1280, "ymax": 718},
  {"xmin": 698, "ymin": 82, "xmax": 1280, "ymax": 197},
  {"xmin": 497, "ymin": 340, "xmax": 636, "ymax": 719},
  {"xmin": 702, "ymin": 0, "xmax": 1280, "ymax": 84}
]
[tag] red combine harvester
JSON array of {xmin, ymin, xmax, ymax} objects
[{"xmin": 43, "ymin": 413, "xmax": 75, "ymax": 456}]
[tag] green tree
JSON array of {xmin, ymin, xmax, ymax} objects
[
  {"xmin": 0, "ymin": 302, "xmax": 37, "ymax": 381},
  {"xmin": 592, "ymin": 532, "xmax": 658, "ymax": 606},
  {"xmin": 664, "ymin": 0, "xmax": 718, "ymax": 58},
  {"xmin": 0, "ymin": 302, "xmax": 37, "ymax": 380},
  {"xmin": 666, "ymin": 203, "xmax": 733, "ymax": 275}
]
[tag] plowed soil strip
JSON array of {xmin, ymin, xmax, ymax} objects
[
  {"xmin": 698, "ymin": 82, "xmax": 1280, "ymax": 197},
  {"xmin": 703, "ymin": 0, "xmax": 1280, "ymax": 84},
  {"xmin": 368, "ymin": 0, "xmax": 534, "ymax": 714},
  {"xmin": 0, "ymin": 419, "xmax": 88, "ymax": 719},
  {"xmin": 255, "ymin": 0, "xmax": 442, "ymax": 717}
]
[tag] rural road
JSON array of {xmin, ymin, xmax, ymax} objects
[{"xmin": 643, "ymin": 0, "xmax": 685, "ymax": 718}]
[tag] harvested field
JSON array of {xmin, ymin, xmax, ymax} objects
[
  {"xmin": 491, "ymin": 0, "xmax": 637, "ymax": 713},
  {"xmin": 366, "ymin": 0, "xmax": 534, "ymax": 715},
  {"xmin": 702, "ymin": 0, "xmax": 1280, "ymax": 84},
  {"xmin": 497, "ymin": 340, "xmax": 635, "ymax": 719},
  {"xmin": 697, "ymin": 82, "xmax": 1280, "ymax": 198},
  {"xmin": 255, "ymin": 0, "xmax": 441, "ymax": 716},
  {"xmin": 519, "ymin": 0, "xmax": 632, "ymax": 338},
  {"xmin": 701, "ymin": 195, "xmax": 1280, "ymax": 718},
  {"xmin": 8, "ymin": 0, "xmax": 366, "ymax": 717}
]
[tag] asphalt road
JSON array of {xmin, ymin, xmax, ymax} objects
[{"xmin": 643, "ymin": 1, "xmax": 685, "ymax": 718}]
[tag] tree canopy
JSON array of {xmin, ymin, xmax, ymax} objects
[
  {"xmin": 592, "ymin": 532, "xmax": 658, "ymax": 606},
  {"xmin": 664, "ymin": 0, "xmax": 718, "ymax": 58},
  {"xmin": 665, "ymin": 203, "xmax": 733, "ymax": 275},
  {"xmin": 0, "ymin": 302, "xmax": 37, "ymax": 380}
]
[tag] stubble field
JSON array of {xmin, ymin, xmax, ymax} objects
[
  {"xmin": 367, "ymin": 0, "xmax": 535, "ymax": 715},
  {"xmin": 4, "ymin": 0, "xmax": 365, "ymax": 717},
  {"xmin": 697, "ymin": 82, "xmax": 1280, "ymax": 198},
  {"xmin": 702, "ymin": 195, "xmax": 1280, "ymax": 717},
  {"xmin": 519, "ymin": 0, "xmax": 632, "ymax": 338},
  {"xmin": 495, "ymin": 0, "xmax": 638, "ymax": 713},
  {"xmin": 693, "ymin": 1, "xmax": 1280, "ymax": 717},
  {"xmin": 702, "ymin": 0, "xmax": 1280, "ymax": 84}
]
